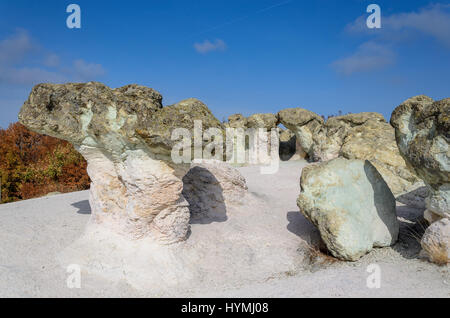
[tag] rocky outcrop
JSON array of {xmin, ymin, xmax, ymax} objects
[
  {"xmin": 278, "ymin": 108, "xmax": 420, "ymax": 195},
  {"xmin": 246, "ymin": 113, "xmax": 278, "ymax": 130},
  {"xmin": 277, "ymin": 108, "xmax": 325, "ymax": 162},
  {"xmin": 297, "ymin": 158, "xmax": 399, "ymax": 261},
  {"xmin": 18, "ymin": 82, "xmax": 225, "ymax": 244},
  {"xmin": 391, "ymin": 95, "xmax": 449, "ymax": 221},
  {"xmin": 246, "ymin": 113, "xmax": 279, "ymax": 164},
  {"xmin": 225, "ymin": 113, "xmax": 280, "ymax": 165},
  {"xmin": 391, "ymin": 95, "xmax": 449, "ymax": 264},
  {"xmin": 225, "ymin": 113, "xmax": 247, "ymax": 129},
  {"xmin": 279, "ymin": 129, "xmax": 307, "ymax": 161},
  {"xmin": 338, "ymin": 114, "xmax": 420, "ymax": 195}
]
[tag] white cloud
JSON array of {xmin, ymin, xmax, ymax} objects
[
  {"xmin": 384, "ymin": 3, "xmax": 450, "ymax": 47},
  {"xmin": 0, "ymin": 29, "xmax": 105, "ymax": 86},
  {"xmin": 0, "ymin": 29, "xmax": 35, "ymax": 65},
  {"xmin": 332, "ymin": 41, "xmax": 395, "ymax": 75},
  {"xmin": 345, "ymin": 3, "xmax": 450, "ymax": 47},
  {"xmin": 194, "ymin": 39, "xmax": 227, "ymax": 54},
  {"xmin": 333, "ymin": 3, "xmax": 450, "ymax": 75}
]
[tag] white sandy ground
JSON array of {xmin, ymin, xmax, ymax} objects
[{"xmin": 0, "ymin": 160, "xmax": 448, "ymax": 297}]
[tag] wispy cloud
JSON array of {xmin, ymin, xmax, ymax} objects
[
  {"xmin": 346, "ymin": 3, "xmax": 450, "ymax": 47},
  {"xmin": 194, "ymin": 39, "xmax": 227, "ymax": 54},
  {"xmin": 0, "ymin": 29, "xmax": 106, "ymax": 86},
  {"xmin": 333, "ymin": 3, "xmax": 450, "ymax": 75},
  {"xmin": 0, "ymin": 29, "xmax": 35, "ymax": 65},
  {"xmin": 332, "ymin": 41, "xmax": 395, "ymax": 75},
  {"xmin": 72, "ymin": 59, "xmax": 106, "ymax": 81}
]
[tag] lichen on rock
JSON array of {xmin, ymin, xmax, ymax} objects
[
  {"xmin": 18, "ymin": 82, "xmax": 229, "ymax": 244},
  {"xmin": 391, "ymin": 95, "xmax": 450, "ymax": 220},
  {"xmin": 297, "ymin": 158, "xmax": 399, "ymax": 261},
  {"xmin": 391, "ymin": 95, "xmax": 449, "ymax": 265},
  {"xmin": 278, "ymin": 107, "xmax": 421, "ymax": 195}
]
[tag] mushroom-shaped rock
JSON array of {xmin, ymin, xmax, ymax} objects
[
  {"xmin": 390, "ymin": 96, "xmax": 450, "ymax": 221},
  {"xmin": 277, "ymin": 108, "xmax": 325, "ymax": 162},
  {"xmin": 19, "ymin": 82, "xmax": 223, "ymax": 244},
  {"xmin": 297, "ymin": 158, "xmax": 399, "ymax": 261},
  {"xmin": 278, "ymin": 107, "xmax": 420, "ymax": 195}
]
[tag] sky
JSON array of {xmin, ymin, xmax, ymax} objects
[{"xmin": 0, "ymin": 0, "xmax": 449, "ymax": 128}]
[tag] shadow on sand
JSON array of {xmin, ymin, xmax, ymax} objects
[
  {"xmin": 71, "ymin": 200, "xmax": 91, "ymax": 215},
  {"xmin": 183, "ymin": 166, "xmax": 227, "ymax": 225}
]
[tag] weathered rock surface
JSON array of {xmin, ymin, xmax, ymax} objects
[
  {"xmin": 391, "ymin": 95, "xmax": 450, "ymax": 221},
  {"xmin": 246, "ymin": 113, "xmax": 278, "ymax": 130},
  {"xmin": 421, "ymin": 218, "xmax": 449, "ymax": 265},
  {"xmin": 338, "ymin": 114, "xmax": 420, "ymax": 195},
  {"xmin": 277, "ymin": 108, "xmax": 325, "ymax": 162},
  {"xmin": 278, "ymin": 108, "xmax": 420, "ymax": 195},
  {"xmin": 297, "ymin": 158, "xmax": 399, "ymax": 261},
  {"xmin": 182, "ymin": 159, "xmax": 248, "ymax": 220},
  {"xmin": 279, "ymin": 129, "xmax": 306, "ymax": 161},
  {"xmin": 224, "ymin": 113, "xmax": 247, "ymax": 129},
  {"xmin": 19, "ymin": 82, "xmax": 224, "ymax": 243},
  {"xmin": 224, "ymin": 113, "xmax": 280, "ymax": 165}
]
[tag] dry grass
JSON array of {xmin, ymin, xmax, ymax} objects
[
  {"xmin": 423, "ymin": 243, "xmax": 449, "ymax": 266},
  {"xmin": 401, "ymin": 218, "xmax": 428, "ymax": 243},
  {"xmin": 305, "ymin": 242, "xmax": 339, "ymax": 266},
  {"xmin": 402, "ymin": 218, "xmax": 448, "ymax": 266}
]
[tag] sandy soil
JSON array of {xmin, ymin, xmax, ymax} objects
[{"xmin": 0, "ymin": 160, "xmax": 448, "ymax": 297}]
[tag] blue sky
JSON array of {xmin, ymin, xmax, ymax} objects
[{"xmin": 0, "ymin": 0, "xmax": 449, "ymax": 128}]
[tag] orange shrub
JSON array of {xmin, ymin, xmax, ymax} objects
[{"xmin": 0, "ymin": 123, "xmax": 90, "ymax": 203}]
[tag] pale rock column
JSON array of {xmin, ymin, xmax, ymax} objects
[{"xmin": 19, "ymin": 82, "xmax": 223, "ymax": 244}]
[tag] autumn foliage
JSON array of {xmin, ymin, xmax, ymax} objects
[{"xmin": 0, "ymin": 122, "xmax": 90, "ymax": 203}]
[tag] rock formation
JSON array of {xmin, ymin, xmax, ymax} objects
[
  {"xmin": 19, "ymin": 82, "xmax": 233, "ymax": 244},
  {"xmin": 279, "ymin": 129, "xmax": 307, "ymax": 161},
  {"xmin": 246, "ymin": 113, "xmax": 278, "ymax": 131},
  {"xmin": 391, "ymin": 95, "xmax": 449, "ymax": 264},
  {"xmin": 182, "ymin": 159, "xmax": 248, "ymax": 221},
  {"xmin": 391, "ymin": 95, "xmax": 449, "ymax": 221},
  {"xmin": 225, "ymin": 113, "xmax": 280, "ymax": 165},
  {"xmin": 278, "ymin": 108, "xmax": 420, "ymax": 195},
  {"xmin": 246, "ymin": 113, "xmax": 279, "ymax": 164},
  {"xmin": 297, "ymin": 158, "xmax": 399, "ymax": 261},
  {"xmin": 277, "ymin": 108, "xmax": 325, "ymax": 162},
  {"xmin": 225, "ymin": 113, "xmax": 247, "ymax": 129}
]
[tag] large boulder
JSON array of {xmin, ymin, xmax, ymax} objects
[
  {"xmin": 297, "ymin": 158, "xmax": 399, "ymax": 261},
  {"xmin": 278, "ymin": 107, "xmax": 420, "ymax": 195},
  {"xmin": 391, "ymin": 95, "xmax": 450, "ymax": 221},
  {"xmin": 339, "ymin": 115, "xmax": 420, "ymax": 195},
  {"xmin": 18, "ymin": 82, "xmax": 225, "ymax": 244}
]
